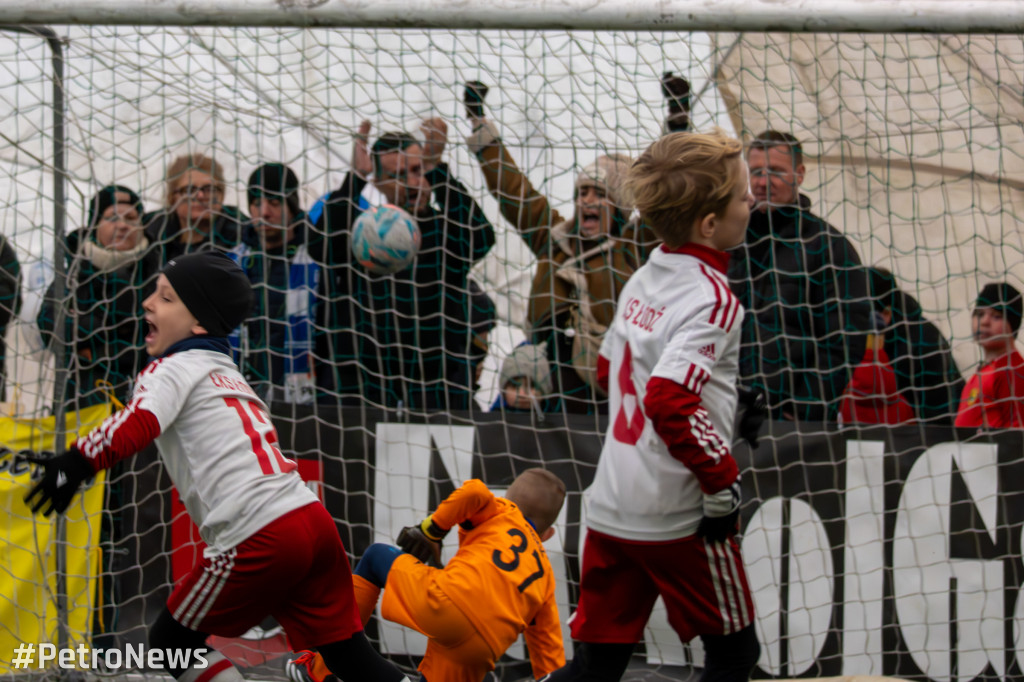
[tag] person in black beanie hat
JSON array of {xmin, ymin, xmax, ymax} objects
[
  {"xmin": 236, "ymin": 162, "xmax": 321, "ymax": 403},
  {"xmin": 974, "ymin": 282, "xmax": 1024, "ymax": 335},
  {"xmin": 38, "ymin": 184, "xmax": 158, "ymax": 407},
  {"xmin": 88, "ymin": 184, "xmax": 144, "ymax": 231},
  {"xmin": 159, "ymin": 251, "xmax": 253, "ymax": 341},
  {"xmin": 247, "ymin": 163, "xmax": 302, "ymax": 248},
  {"xmin": 864, "ymin": 266, "xmax": 964, "ymax": 424},
  {"xmin": 955, "ymin": 281, "xmax": 1024, "ymax": 428},
  {"xmin": 138, "ymin": 250, "xmax": 253, "ymax": 361},
  {"xmin": 26, "ymin": 244, "xmax": 413, "ymax": 682}
]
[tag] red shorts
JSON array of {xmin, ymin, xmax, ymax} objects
[
  {"xmin": 167, "ymin": 502, "xmax": 362, "ymax": 650},
  {"xmin": 570, "ymin": 529, "xmax": 754, "ymax": 644}
]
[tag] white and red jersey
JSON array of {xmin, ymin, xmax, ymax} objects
[
  {"xmin": 585, "ymin": 243, "xmax": 744, "ymax": 542},
  {"xmin": 77, "ymin": 348, "xmax": 317, "ymax": 552}
]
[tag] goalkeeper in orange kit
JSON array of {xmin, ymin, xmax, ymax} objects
[{"xmin": 287, "ymin": 468, "xmax": 567, "ymax": 682}]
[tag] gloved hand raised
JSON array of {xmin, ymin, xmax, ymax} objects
[
  {"xmin": 464, "ymin": 81, "xmax": 489, "ymax": 120},
  {"xmin": 396, "ymin": 517, "xmax": 447, "ymax": 568},
  {"xmin": 23, "ymin": 445, "xmax": 94, "ymax": 517},
  {"xmin": 660, "ymin": 72, "xmax": 691, "ymax": 132},
  {"xmin": 696, "ymin": 479, "xmax": 741, "ymax": 544}
]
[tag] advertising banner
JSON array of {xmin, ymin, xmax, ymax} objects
[{"xmin": 0, "ymin": 403, "xmax": 110, "ymax": 674}]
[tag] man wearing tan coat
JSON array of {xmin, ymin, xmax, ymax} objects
[{"xmin": 467, "ymin": 117, "xmax": 658, "ymax": 415}]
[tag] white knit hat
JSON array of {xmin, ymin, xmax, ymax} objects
[{"xmin": 575, "ymin": 153, "xmax": 634, "ymax": 214}]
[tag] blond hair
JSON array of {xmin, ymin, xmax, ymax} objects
[
  {"xmin": 164, "ymin": 153, "xmax": 226, "ymax": 207},
  {"xmin": 626, "ymin": 130, "xmax": 743, "ymax": 248},
  {"xmin": 505, "ymin": 468, "xmax": 566, "ymax": 535}
]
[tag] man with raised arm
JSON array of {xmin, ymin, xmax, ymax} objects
[{"xmin": 313, "ymin": 118, "xmax": 495, "ymax": 411}]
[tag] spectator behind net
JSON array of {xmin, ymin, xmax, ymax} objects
[
  {"xmin": 464, "ymin": 81, "xmax": 658, "ymax": 415},
  {"xmin": 728, "ymin": 130, "xmax": 872, "ymax": 422},
  {"xmin": 38, "ymin": 185, "xmax": 159, "ymax": 407},
  {"xmin": 867, "ymin": 266, "xmax": 964, "ymax": 425}
]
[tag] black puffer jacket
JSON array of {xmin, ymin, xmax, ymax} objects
[
  {"xmin": 729, "ymin": 195, "xmax": 872, "ymax": 421},
  {"xmin": 38, "ymin": 228, "xmax": 159, "ymax": 407}
]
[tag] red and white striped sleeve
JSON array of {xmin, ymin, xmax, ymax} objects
[
  {"xmin": 642, "ymin": 377, "xmax": 738, "ymax": 494},
  {"xmin": 76, "ymin": 396, "xmax": 162, "ymax": 471},
  {"xmin": 75, "ymin": 355, "xmax": 190, "ymax": 471},
  {"xmin": 643, "ymin": 268, "xmax": 740, "ymax": 494}
]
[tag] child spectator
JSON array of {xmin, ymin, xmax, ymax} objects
[
  {"xmin": 542, "ymin": 130, "xmax": 760, "ymax": 681},
  {"xmin": 868, "ymin": 267, "xmax": 964, "ymax": 425},
  {"xmin": 287, "ymin": 470, "xmax": 566, "ymax": 682},
  {"xmin": 955, "ymin": 282, "xmax": 1024, "ymax": 428},
  {"xmin": 25, "ymin": 251, "xmax": 410, "ymax": 682},
  {"xmin": 491, "ymin": 342, "xmax": 553, "ymax": 412},
  {"xmin": 38, "ymin": 185, "xmax": 159, "ymax": 407},
  {"xmin": 839, "ymin": 310, "xmax": 916, "ymax": 425}
]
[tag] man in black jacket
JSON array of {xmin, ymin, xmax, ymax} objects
[
  {"xmin": 729, "ymin": 130, "xmax": 871, "ymax": 422},
  {"xmin": 313, "ymin": 118, "xmax": 495, "ymax": 411}
]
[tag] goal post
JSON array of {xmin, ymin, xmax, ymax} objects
[
  {"xmin": 0, "ymin": 0, "xmax": 1023, "ymax": 31},
  {"xmin": 0, "ymin": 6, "xmax": 1022, "ymax": 682}
]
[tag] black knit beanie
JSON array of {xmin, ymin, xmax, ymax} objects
[
  {"xmin": 162, "ymin": 251, "xmax": 253, "ymax": 336},
  {"xmin": 247, "ymin": 163, "xmax": 301, "ymax": 220},
  {"xmin": 976, "ymin": 282, "xmax": 1023, "ymax": 334},
  {"xmin": 88, "ymin": 185, "xmax": 143, "ymax": 228}
]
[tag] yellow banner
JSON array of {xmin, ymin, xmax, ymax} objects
[{"xmin": 0, "ymin": 403, "xmax": 111, "ymax": 674}]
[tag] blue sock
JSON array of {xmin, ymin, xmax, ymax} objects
[{"xmin": 353, "ymin": 543, "xmax": 402, "ymax": 588}]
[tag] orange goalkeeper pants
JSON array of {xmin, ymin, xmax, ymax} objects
[{"xmin": 310, "ymin": 554, "xmax": 495, "ymax": 682}]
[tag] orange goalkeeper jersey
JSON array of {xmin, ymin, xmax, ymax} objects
[{"xmin": 429, "ymin": 478, "xmax": 564, "ymax": 678}]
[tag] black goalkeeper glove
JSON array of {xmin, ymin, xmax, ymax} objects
[
  {"xmin": 23, "ymin": 445, "xmax": 94, "ymax": 517},
  {"xmin": 660, "ymin": 72, "xmax": 691, "ymax": 133},
  {"xmin": 396, "ymin": 517, "xmax": 447, "ymax": 568},
  {"xmin": 696, "ymin": 480, "xmax": 741, "ymax": 544},
  {"xmin": 736, "ymin": 386, "xmax": 767, "ymax": 449},
  {"xmin": 464, "ymin": 81, "xmax": 489, "ymax": 120}
]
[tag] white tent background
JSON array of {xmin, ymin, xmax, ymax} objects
[
  {"xmin": 4, "ymin": 27, "xmax": 1021, "ymax": 414},
  {"xmin": 0, "ymin": 26, "xmax": 728, "ymax": 415},
  {"xmin": 714, "ymin": 32, "xmax": 1024, "ymax": 379}
]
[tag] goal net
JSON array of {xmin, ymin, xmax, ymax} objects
[{"xmin": 1, "ymin": 18, "xmax": 1023, "ymax": 682}]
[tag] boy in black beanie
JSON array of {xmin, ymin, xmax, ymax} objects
[
  {"xmin": 25, "ymin": 251, "xmax": 411, "ymax": 682},
  {"xmin": 955, "ymin": 282, "xmax": 1024, "ymax": 428}
]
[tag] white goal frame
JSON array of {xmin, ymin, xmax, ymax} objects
[{"xmin": 0, "ymin": 0, "xmax": 1021, "ymax": 32}]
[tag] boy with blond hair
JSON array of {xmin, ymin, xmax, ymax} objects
[
  {"xmin": 290, "ymin": 468, "xmax": 567, "ymax": 682},
  {"xmin": 542, "ymin": 131, "xmax": 760, "ymax": 681}
]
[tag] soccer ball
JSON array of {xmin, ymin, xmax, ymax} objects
[{"xmin": 350, "ymin": 204, "xmax": 422, "ymax": 275}]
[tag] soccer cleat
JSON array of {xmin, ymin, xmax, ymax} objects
[{"xmin": 284, "ymin": 651, "xmax": 338, "ymax": 682}]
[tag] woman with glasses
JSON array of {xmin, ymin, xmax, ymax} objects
[
  {"xmin": 144, "ymin": 153, "xmax": 246, "ymax": 264},
  {"xmin": 38, "ymin": 185, "xmax": 161, "ymax": 407}
]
